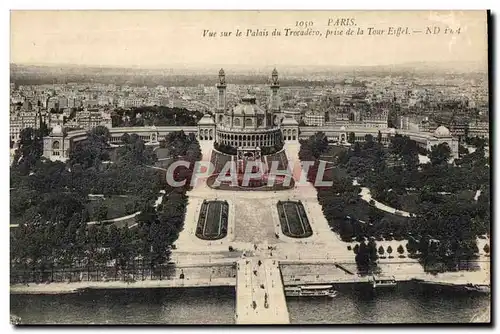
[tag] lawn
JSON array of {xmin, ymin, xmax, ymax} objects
[
  {"xmin": 378, "ymin": 189, "xmax": 476, "ymax": 214},
  {"xmin": 154, "ymin": 157, "xmax": 174, "ymax": 169},
  {"xmin": 155, "ymin": 148, "xmax": 171, "ymax": 160},
  {"xmin": 10, "ymin": 195, "xmax": 140, "ymax": 228},
  {"xmin": 347, "ymin": 198, "xmax": 408, "ymax": 225},
  {"xmin": 204, "ymin": 201, "xmax": 223, "ymax": 237},
  {"xmin": 321, "ymin": 164, "xmax": 349, "ymax": 182},
  {"xmin": 395, "ymin": 193, "xmax": 419, "ymax": 213},
  {"xmin": 283, "ymin": 202, "xmax": 305, "ymax": 235},
  {"xmin": 86, "ymin": 195, "xmax": 139, "ymax": 221},
  {"xmin": 322, "ymin": 188, "xmax": 411, "ymax": 241},
  {"xmin": 319, "ymin": 145, "xmax": 348, "ymax": 162}
]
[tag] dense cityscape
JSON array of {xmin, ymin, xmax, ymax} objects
[{"xmin": 9, "ymin": 64, "xmax": 489, "ymax": 148}]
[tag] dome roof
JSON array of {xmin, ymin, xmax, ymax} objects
[
  {"xmin": 232, "ymin": 95, "xmax": 265, "ymax": 116},
  {"xmin": 51, "ymin": 124, "xmax": 63, "ymax": 136},
  {"xmin": 434, "ymin": 125, "xmax": 451, "ymax": 137},
  {"xmin": 197, "ymin": 114, "xmax": 215, "ymax": 125}
]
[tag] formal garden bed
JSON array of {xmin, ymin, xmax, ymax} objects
[
  {"xmin": 195, "ymin": 200, "xmax": 229, "ymax": 240},
  {"xmin": 277, "ymin": 200, "xmax": 313, "ymax": 238}
]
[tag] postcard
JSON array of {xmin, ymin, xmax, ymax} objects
[{"xmin": 9, "ymin": 10, "xmax": 490, "ymax": 325}]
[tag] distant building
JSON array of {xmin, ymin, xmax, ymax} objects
[
  {"xmin": 426, "ymin": 126, "xmax": 460, "ymax": 159},
  {"xmin": 327, "ymin": 107, "xmax": 388, "ymax": 128},
  {"xmin": 468, "ymin": 121, "xmax": 489, "ymax": 139},
  {"xmin": 283, "ymin": 109, "xmax": 302, "ymax": 123},
  {"xmin": 448, "ymin": 122, "xmax": 468, "ymax": 142},
  {"xmin": 304, "ymin": 111, "xmax": 325, "ymax": 126},
  {"xmin": 76, "ymin": 108, "xmax": 110, "ymax": 130},
  {"xmin": 124, "ymin": 98, "xmax": 144, "ymax": 108},
  {"xmin": 9, "ymin": 107, "xmax": 46, "ymax": 142}
]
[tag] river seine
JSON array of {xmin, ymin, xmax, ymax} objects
[{"xmin": 10, "ymin": 284, "xmax": 489, "ymax": 324}]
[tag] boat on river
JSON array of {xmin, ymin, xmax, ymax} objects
[
  {"xmin": 284, "ymin": 284, "xmax": 338, "ymax": 298},
  {"xmin": 371, "ymin": 275, "xmax": 397, "ymax": 289},
  {"xmin": 464, "ymin": 283, "xmax": 490, "ymax": 294}
]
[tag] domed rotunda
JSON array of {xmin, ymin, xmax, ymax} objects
[
  {"xmin": 213, "ymin": 69, "xmax": 283, "ymax": 149},
  {"xmin": 434, "ymin": 125, "xmax": 451, "ymax": 137}
]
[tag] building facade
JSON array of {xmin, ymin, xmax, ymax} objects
[
  {"xmin": 468, "ymin": 121, "xmax": 489, "ymax": 139},
  {"xmin": 304, "ymin": 111, "xmax": 325, "ymax": 126}
]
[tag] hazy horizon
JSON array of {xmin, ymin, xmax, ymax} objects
[
  {"xmin": 11, "ymin": 11, "xmax": 488, "ymax": 71},
  {"xmin": 10, "ymin": 59, "xmax": 487, "ymax": 70}
]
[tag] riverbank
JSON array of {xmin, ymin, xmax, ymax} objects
[
  {"xmin": 11, "ymin": 259, "xmax": 489, "ymax": 295},
  {"xmin": 11, "ymin": 277, "xmax": 235, "ymax": 295}
]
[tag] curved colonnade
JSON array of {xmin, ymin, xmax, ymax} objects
[{"xmin": 43, "ymin": 124, "xmax": 458, "ymax": 163}]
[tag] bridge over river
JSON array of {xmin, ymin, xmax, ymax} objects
[{"xmin": 235, "ymin": 258, "xmax": 290, "ymax": 324}]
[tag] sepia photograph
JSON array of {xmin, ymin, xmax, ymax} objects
[{"xmin": 8, "ymin": 9, "xmax": 491, "ymax": 325}]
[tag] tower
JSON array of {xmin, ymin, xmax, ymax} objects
[
  {"xmin": 216, "ymin": 68, "xmax": 227, "ymax": 125},
  {"xmin": 269, "ymin": 68, "xmax": 281, "ymax": 125}
]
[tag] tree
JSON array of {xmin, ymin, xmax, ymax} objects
[
  {"xmin": 397, "ymin": 244, "xmax": 405, "ymax": 255},
  {"xmin": 97, "ymin": 204, "xmax": 108, "ymax": 222},
  {"xmin": 116, "ymin": 134, "xmax": 156, "ymax": 166},
  {"xmin": 406, "ymin": 239, "xmax": 418, "ymax": 256},
  {"xmin": 377, "ymin": 130, "xmax": 382, "ymax": 144},
  {"xmin": 387, "ymin": 245, "xmax": 393, "ymax": 257},
  {"xmin": 69, "ymin": 132, "xmax": 110, "ymax": 169},
  {"xmin": 121, "ymin": 133, "xmax": 131, "ymax": 144},
  {"xmin": 10, "ymin": 126, "xmax": 201, "ymax": 285},
  {"xmin": 429, "ymin": 143, "xmax": 451, "ymax": 166},
  {"xmin": 389, "ymin": 134, "xmax": 419, "ymax": 170},
  {"xmin": 378, "ymin": 245, "xmax": 385, "ymax": 257},
  {"xmin": 348, "ymin": 132, "xmax": 356, "ymax": 144},
  {"xmin": 90, "ymin": 126, "xmax": 110, "ymax": 141},
  {"xmin": 12, "ymin": 127, "xmax": 44, "ymax": 173},
  {"xmin": 355, "ymin": 242, "xmax": 369, "ymax": 266},
  {"xmin": 367, "ymin": 239, "xmax": 378, "ymax": 262},
  {"xmin": 458, "ymin": 145, "xmax": 469, "ymax": 157}
]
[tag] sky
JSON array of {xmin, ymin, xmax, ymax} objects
[{"xmin": 10, "ymin": 10, "xmax": 488, "ymax": 70}]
